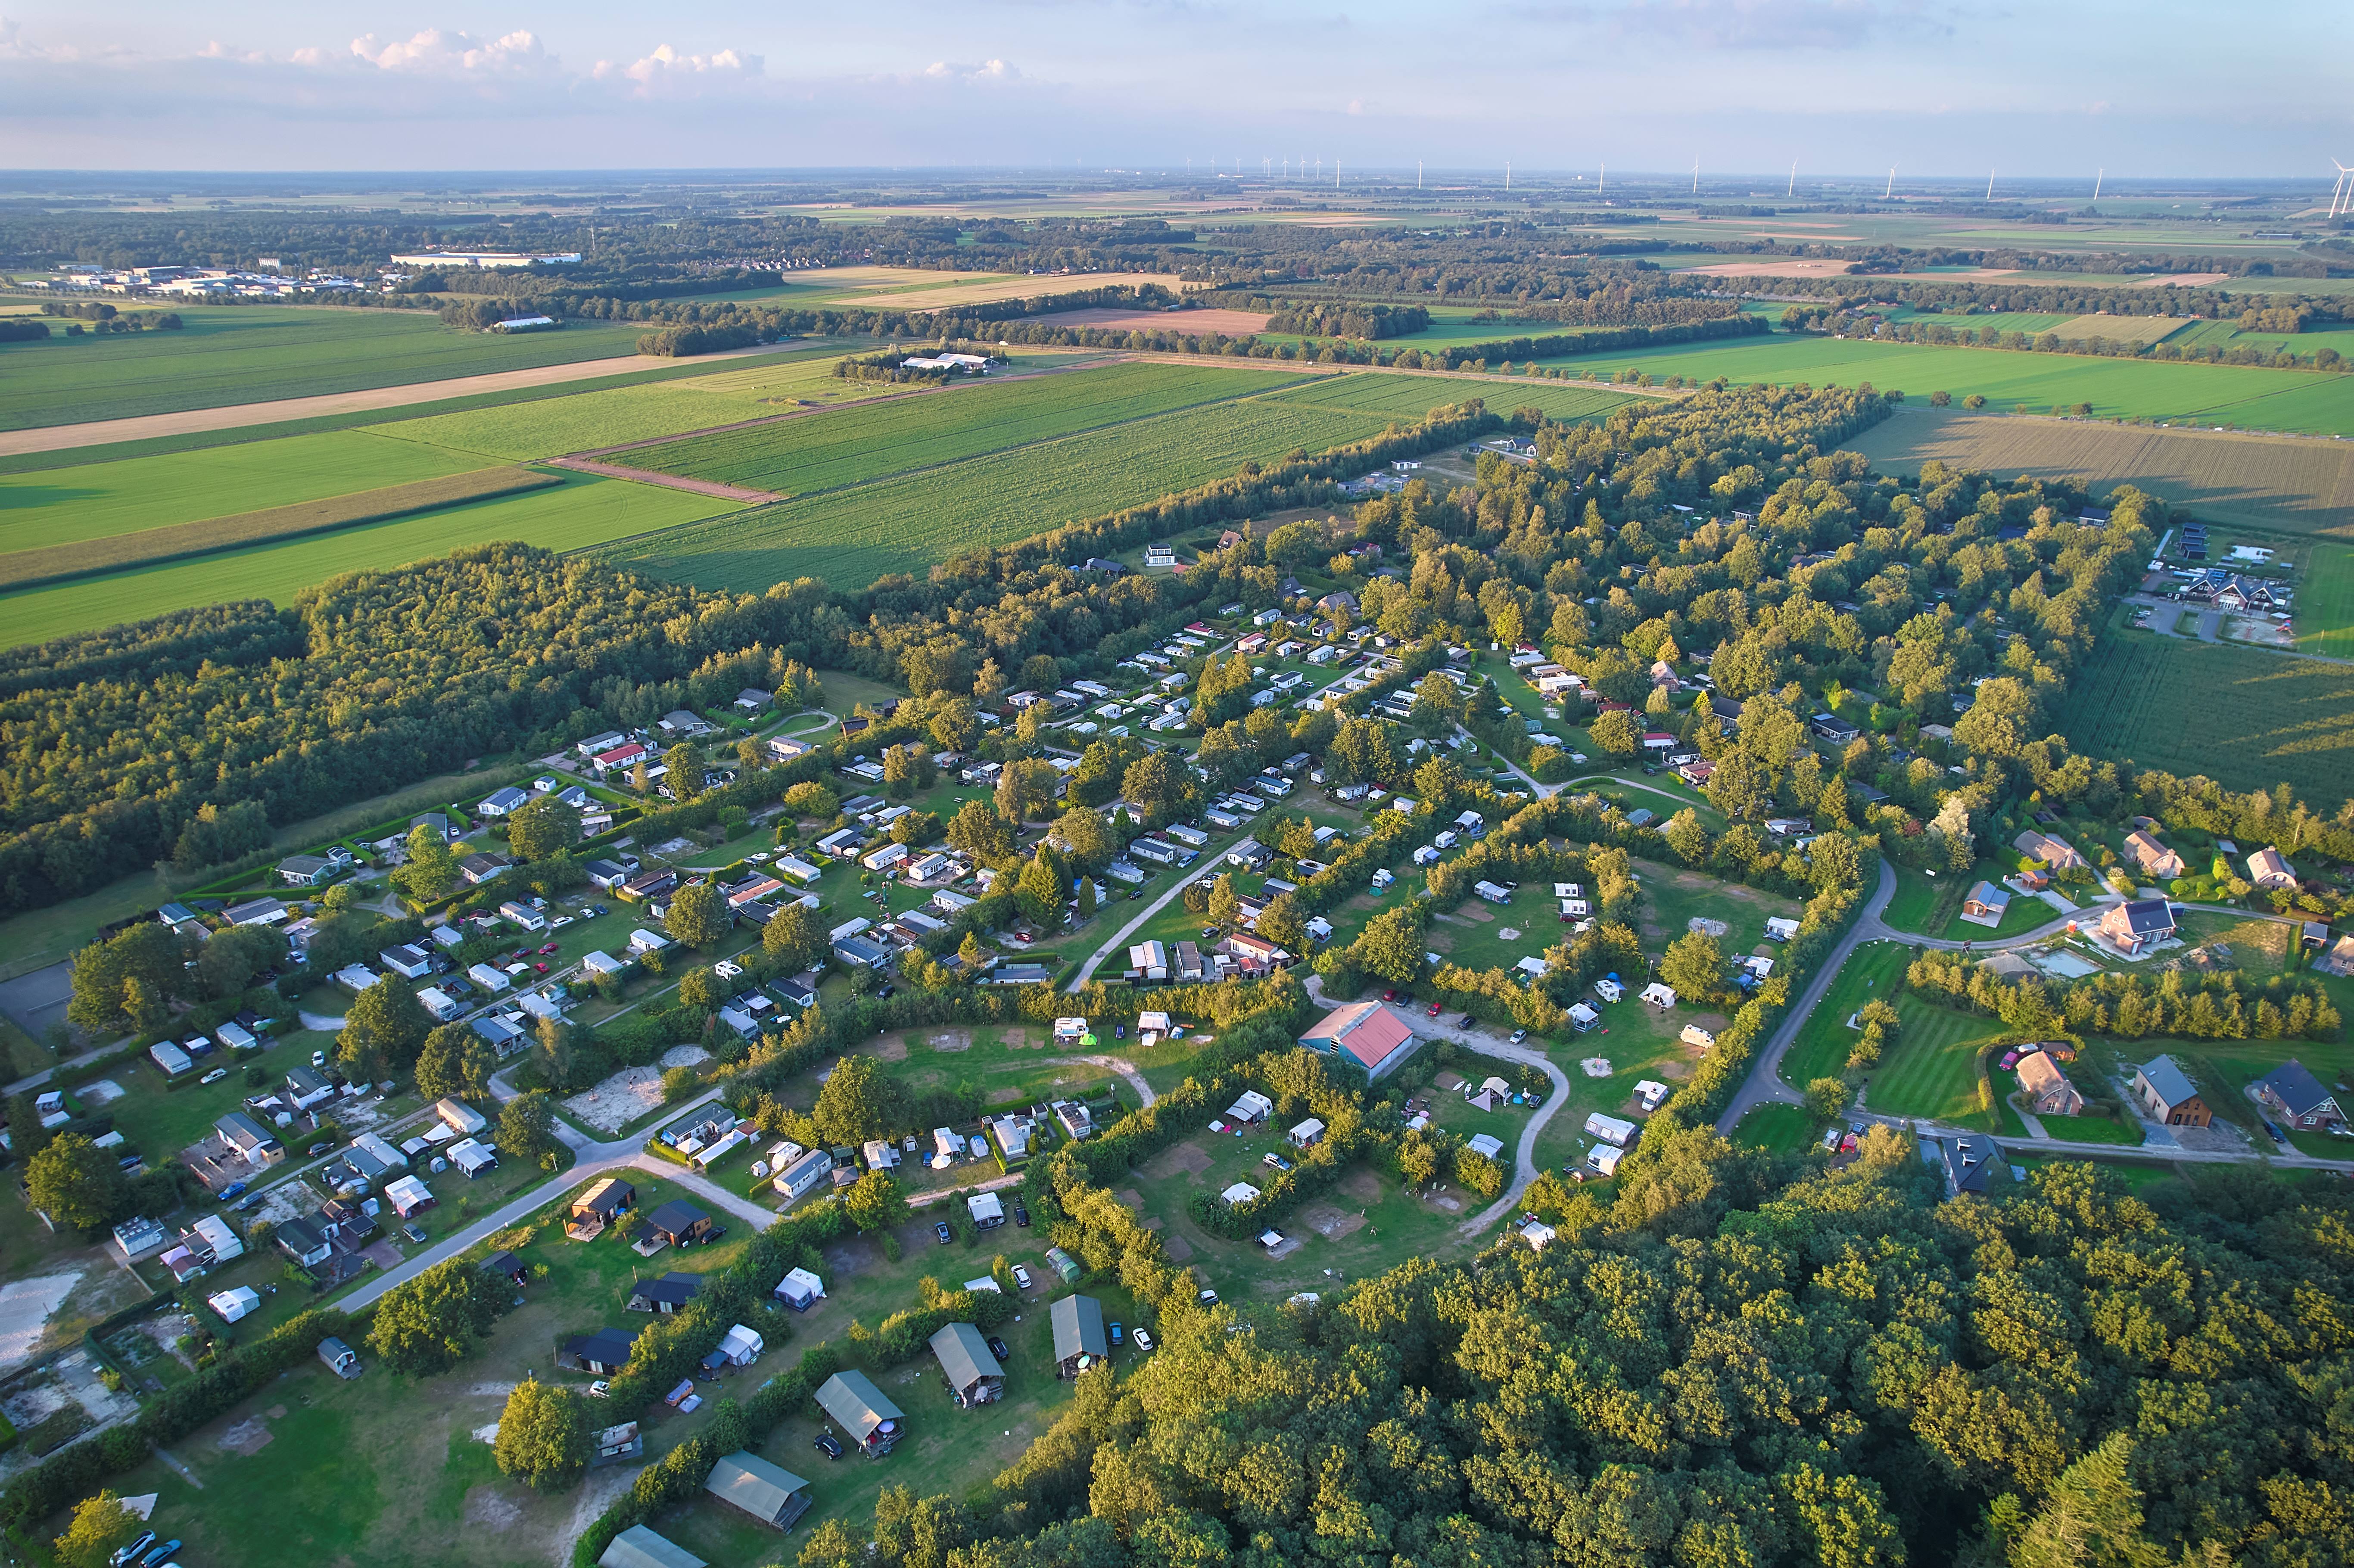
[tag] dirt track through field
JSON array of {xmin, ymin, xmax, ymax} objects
[
  {"xmin": 544, "ymin": 457, "xmax": 777, "ymax": 501},
  {"xmin": 0, "ymin": 340, "xmax": 811, "ymax": 458}
]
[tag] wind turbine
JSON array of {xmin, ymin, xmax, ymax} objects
[
  {"xmin": 1885, "ymin": 167, "xmax": 1896, "ymax": 199},
  {"xmin": 1788, "ymin": 161, "xmax": 1797, "ymax": 199},
  {"xmin": 2333, "ymin": 160, "xmax": 2352, "ymax": 218},
  {"xmin": 1418, "ymin": 160, "xmax": 1423, "ymax": 190},
  {"xmin": 1506, "ymin": 161, "xmax": 1511, "ymax": 192},
  {"xmin": 1691, "ymin": 158, "xmax": 1699, "ymax": 195},
  {"xmin": 1986, "ymin": 168, "xmax": 1996, "ymax": 201},
  {"xmin": 2093, "ymin": 168, "xmax": 2104, "ymax": 202}
]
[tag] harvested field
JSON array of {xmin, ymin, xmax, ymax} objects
[
  {"xmin": 2050, "ymin": 314, "xmax": 2195, "ymax": 345},
  {"xmin": 1044, "ymin": 307, "xmax": 1273, "ymax": 335},
  {"xmin": 1843, "ymin": 407, "xmax": 2354, "ymax": 534},
  {"xmin": 2137, "ymin": 273, "xmax": 2233, "ymax": 288},
  {"xmin": 0, "ymin": 466, "xmax": 555, "ymax": 590},
  {"xmin": 1675, "ymin": 258, "xmax": 1868, "ymax": 278}
]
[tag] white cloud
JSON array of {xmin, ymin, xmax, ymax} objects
[
  {"xmin": 595, "ymin": 44, "xmax": 764, "ymax": 92},
  {"xmin": 0, "ymin": 16, "xmax": 113, "ymax": 62},
  {"xmin": 921, "ymin": 58, "xmax": 1021, "ymax": 82},
  {"xmin": 348, "ymin": 28, "xmax": 555, "ymax": 74}
]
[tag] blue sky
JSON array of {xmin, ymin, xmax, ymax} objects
[{"xmin": 0, "ymin": 2, "xmax": 2345, "ymax": 176}]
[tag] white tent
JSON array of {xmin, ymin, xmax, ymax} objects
[
  {"xmin": 1585, "ymin": 1112, "xmax": 1639, "ymax": 1148},
  {"xmin": 209, "ymin": 1286, "xmax": 261, "ymax": 1322},
  {"xmin": 1221, "ymin": 1181, "xmax": 1261, "ymax": 1206},
  {"xmin": 1639, "ymin": 982, "xmax": 1676, "ymax": 1009},
  {"xmin": 774, "ymin": 1267, "xmax": 824, "ymax": 1311},
  {"xmin": 718, "ymin": 1324, "xmax": 764, "ymax": 1366}
]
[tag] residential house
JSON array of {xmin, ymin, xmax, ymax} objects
[
  {"xmin": 628, "ymin": 1272, "xmax": 705, "ymax": 1314},
  {"xmin": 2247, "ymin": 846, "xmax": 2298, "ymax": 889},
  {"xmin": 1961, "ymin": 881, "xmax": 2012, "ymax": 925},
  {"xmin": 459, "ymin": 853, "xmax": 507, "ymax": 886},
  {"xmin": 2013, "ymin": 829, "xmax": 2087, "ymax": 872},
  {"xmin": 657, "ymin": 709, "xmax": 710, "ymax": 738},
  {"xmin": 1940, "ymin": 1135, "xmax": 2008, "ymax": 1196},
  {"xmin": 2014, "ymin": 1051, "xmax": 2086, "ymax": 1117},
  {"xmin": 2132, "ymin": 1056, "xmax": 2211, "ymax": 1127},
  {"xmin": 380, "ymin": 943, "xmax": 433, "ymax": 980},
  {"xmin": 705, "ymin": 1452, "xmax": 811, "ymax": 1531},
  {"xmin": 816, "ymin": 1370, "xmax": 907, "ymax": 1456},
  {"xmin": 559, "ymin": 1327, "xmax": 640, "ymax": 1376},
  {"xmin": 930, "ymin": 1322, "xmax": 1006, "ymax": 1406},
  {"xmin": 215, "ymin": 1111, "xmax": 283, "ymax": 1166},
  {"xmin": 569, "ymin": 1177, "xmax": 636, "ymax": 1238},
  {"xmin": 2122, "ymin": 831, "xmax": 2186, "ymax": 881},
  {"xmin": 639, "ymin": 1200, "xmax": 716, "ymax": 1248},
  {"xmin": 2098, "ymin": 898, "xmax": 2177, "ymax": 955},
  {"xmin": 1287, "ymin": 1117, "xmax": 1325, "ymax": 1149},
  {"xmin": 1299, "ymin": 1000, "xmax": 1419, "ymax": 1080},
  {"xmin": 477, "ymin": 786, "xmax": 529, "ymax": 817},
  {"xmin": 276, "ymin": 1216, "xmax": 334, "ymax": 1268},
  {"xmin": 1050, "ymin": 1294, "xmax": 1110, "ymax": 1378},
  {"xmin": 2251, "ymin": 1059, "xmax": 2345, "ymax": 1132},
  {"xmin": 277, "ymin": 852, "xmax": 343, "ymax": 888},
  {"xmin": 285, "ymin": 1064, "xmax": 336, "ymax": 1111}
]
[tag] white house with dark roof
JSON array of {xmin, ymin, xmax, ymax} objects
[{"xmin": 2252, "ymin": 1059, "xmax": 2343, "ymax": 1132}]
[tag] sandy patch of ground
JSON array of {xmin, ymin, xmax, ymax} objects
[
  {"xmin": 472, "ymin": 1422, "xmax": 503, "ymax": 1443},
  {"xmin": 467, "ymin": 1381, "xmax": 520, "ymax": 1398},
  {"xmin": 1426, "ymin": 1193, "xmax": 1463, "ymax": 1213},
  {"xmin": 1265, "ymin": 1236, "xmax": 1305, "ymax": 1259},
  {"xmin": 1143, "ymin": 1142, "xmax": 1213, "ymax": 1179},
  {"xmin": 1344, "ymin": 893, "xmax": 1384, "ymax": 911},
  {"xmin": 465, "ymin": 1484, "xmax": 524, "ymax": 1530},
  {"xmin": 659, "ymin": 1045, "xmax": 710, "ymax": 1069},
  {"xmin": 1342, "ymin": 1168, "xmax": 1385, "ymax": 1202},
  {"xmin": 1679, "ymin": 258, "xmax": 1862, "ymax": 279},
  {"xmin": 1300, "ymin": 1204, "xmax": 1368, "ymax": 1241},
  {"xmin": 1140, "ymin": 1215, "xmax": 1164, "ymax": 1231},
  {"xmin": 1453, "ymin": 904, "xmax": 1497, "ymax": 924},
  {"xmin": 563, "ymin": 1067, "xmax": 667, "ymax": 1133},
  {"xmin": 928, "ymin": 1029, "xmax": 974, "ymax": 1052},
  {"xmin": 1498, "ymin": 927, "xmax": 1522, "ymax": 941},
  {"xmin": 1118, "ymin": 1189, "xmax": 1145, "ymax": 1210},
  {"xmin": 0, "ymin": 1271, "xmax": 82, "ymax": 1373},
  {"xmin": 867, "ymin": 1034, "xmax": 910, "ymax": 1063},
  {"xmin": 558, "ymin": 1461, "xmax": 646, "ymax": 1567},
  {"xmin": 79, "ymin": 1079, "xmax": 126, "ymax": 1106},
  {"xmin": 1042, "ymin": 306, "xmax": 1271, "ymax": 336},
  {"xmin": 217, "ymin": 1417, "xmax": 274, "ymax": 1456},
  {"xmin": 1688, "ymin": 917, "xmax": 1730, "ymax": 938},
  {"xmin": 2136, "ymin": 272, "xmax": 2230, "ymax": 288},
  {"xmin": 266, "ymin": 1403, "xmax": 287, "ymax": 1419},
  {"xmin": 1580, "ymin": 1058, "xmax": 1614, "ymax": 1078},
  {"xmin": 1426, "ymin": 930, "xmax": 1457, "ymax": 953},
  {"xmin": 1160, "ymin": 1234, "xmax": 1195, "ymax": 1262}
]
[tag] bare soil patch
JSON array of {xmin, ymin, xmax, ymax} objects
[
  {"xmin": 928, "ymin": 1029, "xmax": 974, "ymax": 1052},
  {"xmin": 1453, "ymin": 904, "xmax": 1497, "ymax": 924},
  {"xmin": 1140, "ymin": 1215, "xmax": 1164, "ymax": 1231},
  {"xmin": 1143, "ymin": 1142, "xmax": 1213, "ymax": 1179},
  {"xmin": 1264, "ymin": 1236, "xmax": 1305, "ymax": 1260},
  {"xmin": 2136, "ymin": 272, "xmax": 2230, "ymax": 288},
  {"xmin": 1342, "ymin": 1167, "xmax": 1385, "ymax": 1202},
  {"xmin": 1046, "ymin": 306, "xmax": 1273, "ymax": 336},
  {"xmin": 562, "ymin": 1067, "xmax": 667, "ymax": 1134},
  {"xmin": 1426, "ymin": 929, "xmax": 1458, "ymax": 953},
  {"xmin": 866, "ymin": 1033, "xmax": 911, "ymax": 1063},
  {"xmin": 1678, "ymin": 258, "xmax": 1865, "ymax": 279},
  {"xmin": 1301, "ymin": 1203, "xmax": 1369, "ymax": 1241},
  {"xmin": 217, "ymin": 1417, "xmax": 274, "ymax": 1457},
  {"xmin": 822, "ymin": 1233, "xmax": 884, "ymax": 1276},
  {"xmin": 1426, "ymin": 1193, "xmax": 1463, "ymax": 1213},
  {"xmin": 465, "ymin": 1484, "xmax": 525, "ymax": 1530},
  {"xmin": 1344, "ymin": 893, "xmax": 1384, "ymax": 911},
  {"xmin": 1160, "ymin": 1234, "xmax": 1195, "ymax": 1262},
  {"xmin": 1118, "ymin": 1189, "xmax": 1145, "ymax": 1210}
]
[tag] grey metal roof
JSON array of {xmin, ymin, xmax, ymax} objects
[
  {"xmin": 2254, "ymin": 1059, "xmax": 2335, "ymax": 1118},
  {"xmin": 2138, "ymin": 1055, "xmax": 2201, "ymax": 1110},
  {"xmin": 816, "ymin": 1369, "xmax": 905, "ymax": 1439},
  {"xmin": 1050, "ymin": 1294, "xmax": 1108, "ymax": 1363},
  {"xmin": 704, "ymin": 1451, "xmax": 810, "ymax": 1525},
  {"xmin": 929, "ymin": 1321, "xmax": 1003, "ymax": 1391},
  {"xmin": 599, "ymin": 1524, "xmax": 707, "ymax": 1568}
]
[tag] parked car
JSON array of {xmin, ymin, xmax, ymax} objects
[
  {"xmin": 311, "ymin": 1050, "xmax": 327, "ymax": 1068},
  {"xmin": 199, "ymin": 1067, "xmax": 230, "ymax": 1086},
  {"xmin": 1457, "ymin": 1013, "xmax": 1475, "ymax": 1028},
  {"xmin": 1109, "ymin": 1321, "xmax": 1124, "ymax": 1345},
  {"xmin": 1012, "ymin": 1201, "xmax": 1031, "ymax": 1227},
  {"xmin": 1426, "ymin": 1001, "xmax": 1443, "ymax": 1017},
  {"xmin": 588, "ymin": 1380, "xmax": 611, "ymax": 1398},
  {"xmin": 139, "ymin": 1543, "xmax": 181, "ymax": 1568},
  {"xmin": 539, "ymin": 942, "xmax": 560, "ymax": 955},
  {"xmin": 402, "ymin": 1222, "xmax": 427, "ymax": 1244},
  {"xmin": 1382, "ymin": 990, "xmax": 1398, "ymax": 1002},
  {"xmin": 1197, "ymin": 1287, "xmax": 1219, "ymax": 1307},
  {"xmin": 1115, "ymin": 1023, "xmax": 1126, "ymax": 1039},
  {"xmin": 1132, "ymin": 1326, "xmax": 1155, "ymax": 1353},
  {"xmin": 813, "ymin": 1431, "xmax": 845, "ymax": 1460},
  {"xmin": 111, "ymin": 1531, "xmax": 155, "ymax": 1567},
  {"xmin": 218, "ymin": 1180, "xmax": 247, "ymax": 1201},
  {"xmin": 1012, "ymin": 1264, "xmax": 1033, "ymax": 1290},
  {"xmin": 1507, "ymin": 1029, "xmax": 1528, "ymax": 1045},
  {"xmin": 987, "ymin": 1335, "xmax": 1011, "ymax": 1361},
  {"xmin": 306, "ymin": 1142, "xmax": 330, "ymax": 1157},
  {"xmin": 934, "ymin": 1221, "xmax": 953, "ymax": 1244}
]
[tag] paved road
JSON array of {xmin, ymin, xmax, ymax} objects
[
  {"xmin": 1715, "ymin": 858, "xmax": 1898, "ymax": 1133},
  {"xmin": 1067, "ymin": 851, "xmax": 1230, "ymax": 990}
]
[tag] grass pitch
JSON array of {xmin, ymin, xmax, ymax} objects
[
  {"xmin": 2296, "ymin": 543, "xmax": 2354, "ymax": 659},
  {"xmin": 1266, "ymin": 373, "xmax": 1639, "ymax": 423},
  {"xmin": 0, "ymin": 305, "xmax": 648, "ymax": 430}
]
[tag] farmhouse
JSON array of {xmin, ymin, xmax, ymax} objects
[
  {"xmin": 2251, "ymin": 1059, "xmax": 2344, "ymax": 1131},
  {"xmin": 2013, "ymin": 830, "xmax": 2087, "ymax": 871},
  {"xmin": 1298, "ymin": 1000, "xmax": 1419, "ymax": 1079},
  {"xmin": 2097, "ymin": 899, "xmax": 2177, "ymax": 955},
  {"xmin": 705, "ymin": 1452, "xmax": 812, "ymax": 1531},
  {"xmin": 2132, "ymin": 1056, "xmax": 2211, "ymax": 1127},
  {"xmin": 930, "ymin": 1321, "xmax": 1007, "ymax": 1406},
  {"xmin": 2122, "ymin": 831, "xmax": 2186, "ymax": 880},
  {"xmin": 816, "ymin": 1369, "xmax": 906, "ymax": 1455},
  {"xmin": 1051, "ymin": 1294, "xmax": 1110, "ymax": 1377},
  {"xmin": 2247, "ymin": 846, "xmax": 2297, "ymax": 890},
  {"xmin": 2014, "ymin": 1051, "xmax": 2086, "ymax": 1117}
]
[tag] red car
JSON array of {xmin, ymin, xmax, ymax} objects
[
  {"xmin": 1382, "ymin": 990, "xmax": 1398, "ymax": 1002},
  {"xmin": 534, "ymin": 962, "xmax": 551, "ymax": 974},
  {"xmin": 1426, "ymin": 1001, "xmax": 1443, "ymax": 1018},
  {"xmin": 539, "ymin": 943, "xmax": 559, "ymax": 955}
]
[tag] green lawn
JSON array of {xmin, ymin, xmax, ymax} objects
[
  {"xmin": 2, "ymin": 471, "xmax": 740, "ymax": 648},
  {"xmin": 1880, "ymin": 861, "xmax": 2055, "ymax": 940},
  {"xmin": 2037, "ymin": 1111, "xmax": 2146, "ymax": 1146},
  {"xmin": 1731, "ymin": 1102, "xmax": 1823, "ymax": 1152},
  {"xmin": 604, "ymin": 396, "xmax": 1393, "ymax": 593},
  {"xmin": 0, "ymin": 306, "xmax": 651, "ymax": 430},
  {"xmin": 1264, "ymin": 373, "xmax": 1638, "ymax": 422},
  {"xmin": 2297, "ymin": 541, "xmax": 2354, "ymax": 660},
  {"xmin": 1778, "ymin": 941, "xmax": 1913, "ymax": 1087},
  {"xmin": 0, "ymin": 429, "xmax": 486, "ymax": 551},
  {"xmin": 1630, "ymin": 855, "xmax": 1803, "ymax": 960},
  {"xmin": 1527, "ymin": 331, "xmax": 2354, "ymax": 436},
  {"xmin": 1868, "ymin": 996, "xmax": 2011, "ymax": 1127}
]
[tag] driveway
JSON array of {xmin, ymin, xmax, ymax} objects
[
  {"xmin": 1068, "ymin": 853, "xmax": 1229, "ymax": 989},
  {"xmin": 1715, "ymin": 857, "xmax": 1896, "ymax": 1134}
]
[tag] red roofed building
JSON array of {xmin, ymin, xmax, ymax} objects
[
  {"xmin": 593, "ymin": 742, "xmax": 651, "ymax": 777},
  {"xmin": 1301, "ymin": 1001, "xmax": 1421, "ymax": 1080}
]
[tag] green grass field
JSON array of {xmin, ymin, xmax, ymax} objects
[
  {"xmin": 1779, "ymin": 940, "xmax": 1912, "ymax": 1087},
  {"xmin": 2050, "ymin": 625, "xmax": 2354, "ymax": 808},
  {"xmin": 1267, "ymin": 373, "xmax": 1638, "ymax": 422},
  {"xmin": 624, "ymin": 361, "xmax": 1309, "ymax": 495},
  {"xmin": 2168, "ymin": 318, "xmax": 2354, "ymax": 355},
  {"xmin": 1731, "ymin": 1102, "xmax": 1823, "ymax": 1152},
  {"xmin": 1528, "ymin": 330, "xmax": 2354, "ymax": 435},
  {"xmin": 1870, "ymin": 997, "xmax": 2011, "ymax": 1126},
  {"xmin": 609, "ymin": 396, "xmax": 1391, "ymax": 592},
  {"xmin": 3, "ymin": 472, "xmax": 736, "ymax": 647},
  {"xmin": 2297, "ymin": 543, "xmax": 2354, "ymax": 659},
  {"xmin": 0, "ymin": 306, "xmax": 649, "ymax": 430},
  {"xmin": 0, "ymin": 429, "xmax": 487, "ymax": 550}
]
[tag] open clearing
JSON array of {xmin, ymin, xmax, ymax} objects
[
  {"xmin": 2050, "ymin": 628, "xmax": 2354, "ymax": 807},
  {"xmin": 1045, "ymin": 306, "xmax": 1274, "ymax": 335},
  {"xmin": 2049, "ymin": 314, "xmax": 2196, "ymax": 345},
  {"xmin": 2297, "ymin": 544, "xmax": 2354, "ymax": 659},
  {"xmin": 622, "ymin": 360, "xmax": 1308, "ymax": 494},
  {"xmin": 0, "ymin": 305, "xmax": 648, "ymax": 433},
  {"xmin": 2, "ymin": 470, "xmax": 737, "ymax": 648},
  {"xmin": 1843, "ymin": 406, "xmax": 2354, "ymax": 533},
  {"xmin": 1675, "ymin": 258, "xmax": 1881, "ymax": 278},
  {"xmin": 1529, "ymin": 331, "xmax": 2354, "ymax": 436},
  {"xmin": 707, "ymin": 266, "xmax": 1190, "ymax": 311},
  {"xmin": 1268, "ymin": 372, "xmax": 1638, "ymax": 422},
  {"xmin": 608, "ymin": 393, "xmax": 1391, "ymax": 591}
]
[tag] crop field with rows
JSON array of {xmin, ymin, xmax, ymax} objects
[
  {"xmin": 607, "ymin": 395, "xmax": 1391, "ymax": 591},
  {"xmin": 1267, "ymin": 373, "xmax": 1640, "ymax": 423}
]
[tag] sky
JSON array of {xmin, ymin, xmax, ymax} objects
[{"xmin": 1, "ymin": 1, "xmax": 2348, "ymax": 177}]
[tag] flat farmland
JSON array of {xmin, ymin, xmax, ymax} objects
[
  {"xmin": 2160, "ymin": 318, "xmax": 2354, "ymax": 355},
  {"xmin": 691, "ymin": 266, "xmax": 1187, "ymax": 311},
  {"xmin": 2049, "ymin": 314, "xmax": 2195, "ymax": 344},
  {"xmin": 0, "ymin": 306, "xmax": 648, "ymax": 430},
  {"xmin": 623, "ymin": 361, "xmax": 1311, "ymax": 495},
  {"xmin": 2, "ymin": 471, "xmax": 735, "ymax": 647},
  {"xmin": 2050, "ymin": 629, "xmax": 2354, "ymax": 807},
  {"xmin": 1841, "ymin": 407, "xmax": 2354, "ymax": 533},
  {"xmin": 1269, "ymin": 372, "xmax": 1638, "ymax": 422},
  {"xmin": 0, "ymin": 428, "xmax": 485, "ymax": 550},
  {"xmin": 364, "ymin": 348, "xmax": 868, "ymax": 460},
  {"xmin": 609, "ymin": 396, "xmax": 1389, "ymax": 591},
  {"xmin": 1526, "ymin": 331, "xmax": 2354, "ymax": 435},
  {"xmin": 2297, "ymin": 544, "xmax": 2354, "ymax": 658}
]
